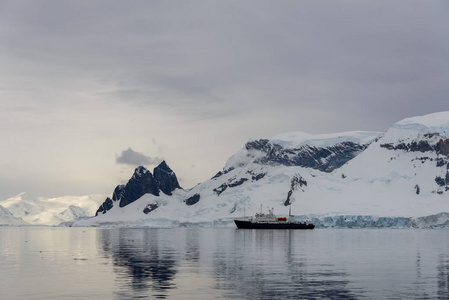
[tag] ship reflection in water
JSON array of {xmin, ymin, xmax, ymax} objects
[{"xmin": 97, "ymin": 228, "xmax": 449, "ymax": 299}]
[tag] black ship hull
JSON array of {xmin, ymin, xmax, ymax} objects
[{"xmin": 234, "ymin": 220, "xmax": 315, "ymax": 229}]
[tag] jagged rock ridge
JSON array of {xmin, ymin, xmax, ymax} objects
[
  {"xmin": 380, "ymin": 133, "xmax": 449, "ymax": 156},
  {"xmin": 96, "ymin": 161, "xmax": 181, "ymax": 215},
  {"xmin": 219, "ymin": 131, "xmax": 380, "ymax": 176},
  {"xmin": 247, "ymin": 139, "xmax": 368, "ymax": 172}
]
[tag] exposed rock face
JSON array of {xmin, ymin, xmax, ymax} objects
[
  {"xmin": 185, "ymin": 194, "xmax": 200, "ymax": 206},
  {"xmin": 211, "ymin": 171, "xmax": 224, "ymax": 179},
  {"xmin": 246, "ymin": 139, "xmax": 367, "ymax": 172},
  {"xmin": 437, "ymin": 139, "xmax": 449, "ymax": 156},
  {"xmin": 213, "ymin": 183, "xmax": 228, "ymax": 196},
  {"xmin": 245, "ymin": 139, "xmax": 270, "ymax": 151},
  {"xmin": 118, "ymin": 166, "xmax": 160, "ymax": 207},
  {"xmin": 213, "ymin": 177, "xmax": 249, "ymax": 196},
  {"xmin": 153, "ymin": 161, "xmax": 181, "ymax": 195},
  {"xmin": 381, "ymin": 141, "xmax": 433, "ymax": 152},
  {"xmin": 285, "ymin": 174, "xmax": 308, "ymax": 206},
  {"xmin": 446, "ymin": 169, "xmax": 449, "ymax": 185},
  {"xmin": 95, "ymin": 161, "xmax": 181, "ymax": 215},
  {"xmin": 96, "ymin": 198, "xmax": 113, "ymax": 215},
  {"xmin": 143, "ymin": 203, "xmax": 159, "ymax": 214},
  {"xmin": 112, "ymin": 185, "xmax": 126, "ymax": 202},
  {"xmin": 381, "ymin": 135, "xmax": 449, "ymax": 157},
  {"xmin": 435, "ymin": 176, "xmax": 446, "ymax": 187}
]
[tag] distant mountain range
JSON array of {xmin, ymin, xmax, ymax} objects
[
  {"xmin": 0, "ymin": 205, "xmax": 28, "ymax": 226},
  {"xmin": 2, "ymin": 111, "xmax": 449, "ymax": 228},
  {"xmin": 0, "ymin": 193, "xmax": 105, "ymax": 226}
]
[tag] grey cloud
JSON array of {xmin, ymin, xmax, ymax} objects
[
  {"xmin": 116, "ymin": 148, "xmax": 162, "ymax": 166},
  {"xmin": 3, "ymin": 0, "xmax": 448, "ymax": 130}
]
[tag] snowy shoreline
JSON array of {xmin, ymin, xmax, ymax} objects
[{"xmin": 66, "ymin": 211, "xmax": 449, "ymax": 229}]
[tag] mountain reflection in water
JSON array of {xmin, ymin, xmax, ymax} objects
[
  {"xmin": 98, "ymin": 229, "xmax": 178, "ymax": 299},
  {"xmin": 97, "ymin": 228, "xmax": 357, "ymax": 299},
  {"xmin": 95, "ymin": 228, "xmax": 449, "ymax": 299},
  {"xmin": 0, "ymin": 227, "xmax": 448, "ymax": 299}
]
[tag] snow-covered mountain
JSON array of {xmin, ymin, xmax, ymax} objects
[
  {"xmin": 0, "ymin": 204, "xmax": 29, "ymax": 226},
  {"xmin": 73, "ymin": 111, "xmax": 449, "ymax": 228},
  {"xmin": 0, "ymin": 193, "xmax": 106, "ymax": 226}
]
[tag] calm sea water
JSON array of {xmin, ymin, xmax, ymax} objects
[{"xmin": 0, "ymin": 227, "xmax": 448, "ymax": 299}]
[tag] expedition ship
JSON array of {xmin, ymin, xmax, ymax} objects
[{"xmin": 234, "ymin": 207, "xmax": 315, "ymax": 229}]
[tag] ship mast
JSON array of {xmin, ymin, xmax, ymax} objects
[
  {"xmin": 288, "ymin": 192, "xmax": 296, "ymax": 223},
  {"xmin": 289, "ymin": 204, "xmax": 292, "ymax": 223}
]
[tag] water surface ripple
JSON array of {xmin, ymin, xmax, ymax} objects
[{"xmin": 0, "ymin": 227, "xmax": 448, "ymax": 299}]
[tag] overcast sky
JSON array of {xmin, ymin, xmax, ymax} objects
[{"xmin": 1, "ymin": 0, "xmax": 448, "ymax": 200}]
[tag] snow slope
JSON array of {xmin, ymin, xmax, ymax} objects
[
  {"xmin": 0, "ymin": 205, "xmax": 28, "ymax": 226},
  {"xmin": 270, "ymin": 130, "xmax": 380, "ymax": 149},
  {"xmin": 71, "ymin": 111, "xmax": 449, "ymax": 228},
  {"xmin": 1, "ymin": 193, "xmax": 106, "ymax": 226}
]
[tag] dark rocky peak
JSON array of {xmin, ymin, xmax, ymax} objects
[
  {"xmin": 96, "ymin": 166, "xmax": 159, "ymax": 215},
  {"xmin": 118, "ymin": 166, "xmax": 159, "ymax": 207},
  {"xmin": 95, "ymin": 163, "xmax": 182, "ymax": 215},
  {"xmin": 154, "ymin": 161, "xmax": 172, "ymax": 174},
  {"xmin": 154, "ymin": 161, "xmax": 181, "ymax": 195},
  {"xmin": 132, "ymin": 166, "xmax": 151, "ymax": 179},
  {"xmin": 245, "ymin": 139, "xmax": 269, "ymax": 151}
]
